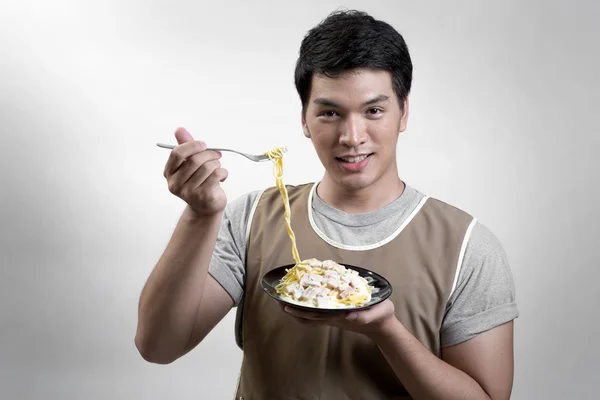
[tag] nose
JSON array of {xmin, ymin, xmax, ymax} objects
[{"xmin": 339, "ymin": 114, "xmax": 368, "ymax": 147}]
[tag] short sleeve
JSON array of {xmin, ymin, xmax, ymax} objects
[
  {"xmin": 207, "ymin": 189, "xmax": 262, "ymax": 306},
  {"xmin": 440, "ymin": 221, "xmax": 519, "ymax": 347}
]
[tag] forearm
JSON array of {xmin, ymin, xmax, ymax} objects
[
  {"xmin": 371, "ymin": 318, "xmax": 490, "ymax": 400},
  {"xmin": 135, "ymin": 206, "xmax": 222, "ymax": 362}
]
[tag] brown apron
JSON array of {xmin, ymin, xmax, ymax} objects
[{"xmin": 234, "ymin": 183, "xmax": 474, "ymax": 400}]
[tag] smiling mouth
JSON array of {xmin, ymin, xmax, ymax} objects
[{"xmin": 335, "ymin": 153, "xmax": 373, "ymax": 163}]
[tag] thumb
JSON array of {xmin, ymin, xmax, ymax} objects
[{"xmin": 174, "ymin": 127, "xmax": 194, "ymax": 144}]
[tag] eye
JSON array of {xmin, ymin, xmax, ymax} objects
[
  {"xmin": 318, "ymin": 110, "xmax": 339, "ymax": 118},
  {"xmin": 367, "ymin": 108, "xmax": 383, "ymax": 115}
]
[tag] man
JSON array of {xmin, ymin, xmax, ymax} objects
[{"xmin": 135, "ymin": 10, "xmax": 518, "ymax": 399}]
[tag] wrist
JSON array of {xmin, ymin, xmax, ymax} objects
[
  {"xmin": 368, "ymin": 315, "xmax": 403, "ymax": 343},
  {"xmin": 181, "ymin": 205, "xmax": 223, "ymax": 225}
]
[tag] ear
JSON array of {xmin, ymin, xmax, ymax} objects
[
  {"xmin": 398, "ymin": 96, "xmax": 409, "ymax": 133},
  {"xmin": 302, "ymin": 112, "xmax": 311, "ymax": 138}
]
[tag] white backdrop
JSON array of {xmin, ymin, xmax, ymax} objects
[{"xmin": 1, "ymin": 1, "xmax": 598, "ymax": 399}]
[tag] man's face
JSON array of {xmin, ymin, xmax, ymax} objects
[{"xmin": 302, "ymin": 68, "xmax": 408, "ymax": 192}]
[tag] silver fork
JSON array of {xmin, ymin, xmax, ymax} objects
[{"xmin": 156, "ymin": 143, "xmax": 283, "ymax": 162}]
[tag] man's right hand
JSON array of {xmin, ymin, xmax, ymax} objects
[{"xmin": 163, "ymin": 127, "xmax": 229, "ymax": 218}]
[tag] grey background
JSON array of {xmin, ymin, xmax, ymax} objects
[{"xmin": 1, "ymin": 0, "xmax": 598, "ymax": 399}]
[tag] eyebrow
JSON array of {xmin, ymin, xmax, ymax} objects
[{"xmin": 313, "ymin": 94, "xmax": 390, "ymax": 108}]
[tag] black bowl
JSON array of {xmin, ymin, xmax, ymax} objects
[{"xmin": 260, "ymin": 263, "xmax": 393, "ymax": 313}]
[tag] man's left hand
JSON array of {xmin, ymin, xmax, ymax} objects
[{"xmin": 279, "ymin": 299, "xmax": 397, "ymax": 337}]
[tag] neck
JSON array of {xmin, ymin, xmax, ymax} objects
[{"xmin": 317, "ymin": 174, "xmax": 405, "ymax": 215}]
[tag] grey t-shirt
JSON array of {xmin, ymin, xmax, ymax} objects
[{"xmin": 208, "ymin": 182, "xmax": 519, "ymax": 348}]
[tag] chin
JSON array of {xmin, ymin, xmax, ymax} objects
[{"xmin": 334, "ymin": 174, "xmax": 377, "ymax": 191}]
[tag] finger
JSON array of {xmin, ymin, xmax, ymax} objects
[
  {"xmin": 170, "ymin": 156, "xmax": 221, "ymax": 195},
  {"xmin": 168, "ymin": 149, "xmax": 219, "ymax": 184},
  {"xmin": 175, "ymin": 127, "xmax": 194, "ymax": 144},
  {"xmin": 219, "ymin": 170, "xmax": 228, "ymax": 183},
  {"xmin": 344, "ymin": 301, "xmax": 392, "ymax": 325},
  {"xmin": 191, "ymin": 167, "xmax": 229, "ymax": 188},
  {"xmin": 163, "ymin": 126, "xmax": 196, "ymax": 176},
  {"xmin": 182, "ymin": 160, "xmax": 224, "ymax": 192},
  {"xmin": 345, "ymin": 312, "xmax": 359, "ymax": 322},
  {"xmin": 163, "ymin": 141, "xmax": 208, "ymax": 178},
  {"xmin": 283, "ymin": 306, "xmax": 346, "ymax": 321},
  {"xmin": 211, "ymin": 167, "xmax": 229, "ymax": 184}
]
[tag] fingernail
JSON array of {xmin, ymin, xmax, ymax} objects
[{"xmin": 198, "ymin": 141, "xmax": 206, "ymax": 148}]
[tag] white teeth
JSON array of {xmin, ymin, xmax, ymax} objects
[{"xmin": 340, "ymin": 155, "xmax": 368, "ymax": 163}]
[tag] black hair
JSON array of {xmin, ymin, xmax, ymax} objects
[{"xmin": 294, "ymin": 10, "xmax": 413, "ymax": 116}]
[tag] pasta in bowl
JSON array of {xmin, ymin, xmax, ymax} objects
[{"xmin": 261, "ymin": 258, "xmax": 393, "ymax": 312}]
